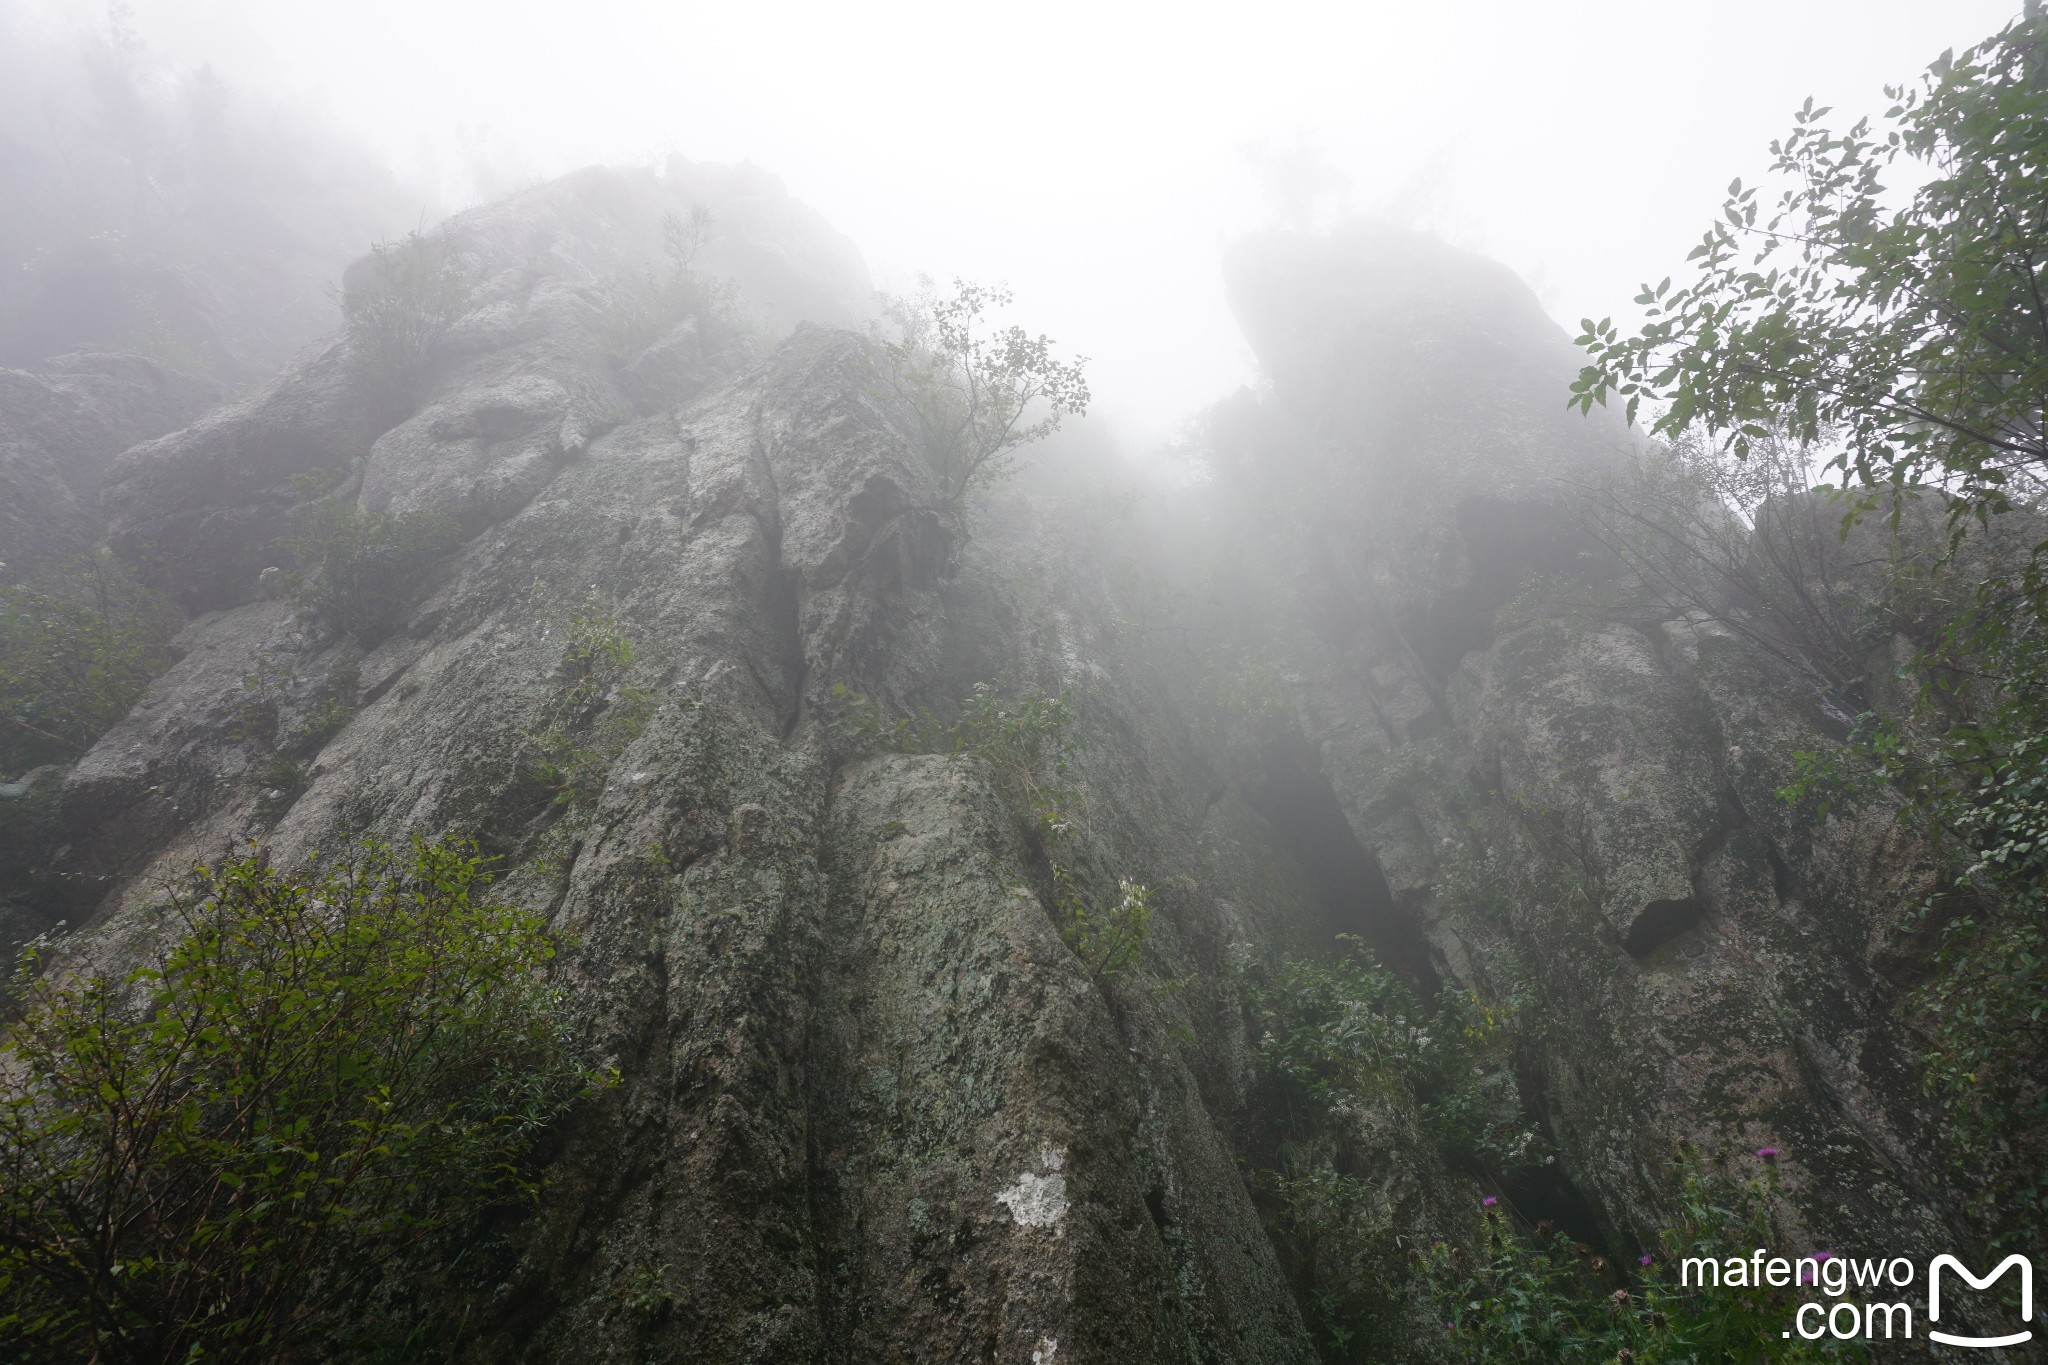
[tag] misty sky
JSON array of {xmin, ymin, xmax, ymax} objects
[{"xmin": 10, "ymin": 0, "xmax": 2022, "ymax": 444}]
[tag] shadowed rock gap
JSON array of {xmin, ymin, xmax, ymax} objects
[
  {"xmin": 1249, "ymin": 735, "xmax": 1438, "ymax": 1000},
  {"xmin": 1621, "ymin": 896, "xmax": 1706, "ymax": 960}
]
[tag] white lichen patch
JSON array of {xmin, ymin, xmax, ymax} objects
[
  {"xmin": 994, "ymin": 1145, "xmax": 1068, "ymax": 1232},
  {"xmin": 1031, "ymin": 1336, "xmax": 1058, "ymax": 1364}
]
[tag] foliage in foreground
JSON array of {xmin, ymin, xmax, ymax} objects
[
  {"xmin": 1422, "ymin": 1160, "xmax": 1862, "ymax": 1364},
  {"xmin": 0, "ymin": 838, "xmax": 604, "ymax": 1364},
  {"xmin": 870, "ymin": 279, "xmax": 1091, "ymax": 515},
  {"xmin": 1250, "ymin": 939, "xmax": 1529, "ymax": 1355},
  {"xmin": 1571, "ymin": 8, "xmax": 2048, "ymax": 534},
  {"xmin": 1254, "ymin": 943, "xmax": 1863, "ymax": 1361},
  {"xmin": 1570, "ymin": 5, "xmax": 2048, "ymax": 1253},
  {"xmin": 1779, "ymin": 602, "xmax": 2048, "ymax": 1247},
  {"xmin": 1254, "ymin": 939, "xmax": 1539, "ymax": 1177},
  {"xmin": 0, "ymin": 551, "xmax": 181, "ymax": 777}
]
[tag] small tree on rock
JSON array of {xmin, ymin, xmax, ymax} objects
[{"xmin": 874, "ymin": 280, "xmax": 1091, "ymax": 515}]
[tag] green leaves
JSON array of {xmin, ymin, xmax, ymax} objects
[
  {"xmin": 1575, "ymin": 9, "xmax": 2048, "ymax": 562},
  {"xmin": 1572, "ymin": 34, "xmax": 2048, "ymax": 1252},
  {"xmin": 871, "ymin": 278, "xmax": 1091, "ymax": 517},
  {"xmin": 1051, "ymin": 869, "xmax": 1152, "ymax": 981},
  {"xmin": 1252, "ymin": 936, "xmax": 1458, "ymax": 1114},
  {"xmin": 0, "ymin": 550, "xmax": 181, "ymax": 775},
  {"xmin": 519, "ymin": 604, "xmax": 655, "ymax": 815},
  {"xmin": 342, "ymin": 230, "xmax": 478, "ymax": 429},
  {"xmin": 279, "ymin": 501, "xmax": 458, "ymax": 644},
  {"xmin": 1414, "ymin": 1158, "xmax": 1861, "ymax": 1363},
  {"xmin": 0, "ymin": 838, "xmax": 602, "ymax": 1363}
]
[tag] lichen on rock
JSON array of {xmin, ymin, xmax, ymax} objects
[{"xmin": 0, "ymin": 175, "xmax": 1997, "ymax": 1363}]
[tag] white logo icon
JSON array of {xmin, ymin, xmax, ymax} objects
[{"xmin": 1929, "ymin": 1254, "xmax": 2034, "ymax": 1349}]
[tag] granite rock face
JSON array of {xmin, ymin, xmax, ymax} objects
[
  {"xmin": 38, "ymin": 309, "xmax": 1341, "ymax": 1359},
  {"xmin": 105, "ymin": 163, "xmax": 866, "ymax": 615},
  {"xmin": 1210, "ymin": 227, "xmax": 1973, "ymax": 1276},
  {"xmin": 9, "ymin": 200, "xmax": 1987, "ymax": 1359},
  {"xmin": 0, "ymin": 352, "xmax": 221, "ymax": 581}
]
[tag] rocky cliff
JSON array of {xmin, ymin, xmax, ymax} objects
[
  {"xmin": 1204, "ymin": 227, "xmax": 1971, "ymax": 1279},
  {"xmin": 0, "ymin": 175, "xmax": 1984, "ymax": 1360}
]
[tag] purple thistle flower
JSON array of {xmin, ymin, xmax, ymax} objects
[
  {"xmin": 1482, "ymin": 1196, "xmax": 1498, "ymax": 1207},
  {"xmin": 1814, "ymin": 1251, "xmax": 1832, "ymax": 1263},
  {"xmin": 1755, "ymin": 1146, "xmax": 1780, "ymax": 1160},
  {"xmin": 1639, "ymin": 1254, "xmax": 1654, "ymax": 1267}
]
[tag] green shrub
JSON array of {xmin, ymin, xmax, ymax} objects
[
  {"xmin": 1422, "ymin": 1158, "xmax": 1863, "ymax": 1363},
  {"xmin": 1276, "ymin": 1145, "xmax": 1864, "ymax": 1361},
  {"xmin": 280, "ymin": 502, "xmax": 459, "ymax": 644},
  {"xmin": 518, "ymin": 607, "xmax": 655, "ymax": 816},
  {"xmin": 618, "ymin": 1259, "xmax": 677, "ymax": 1326},
  {"xmin": 828, "ymin": 680, "xmax": 1152, "ymax": 981},
  {"xmin": 599, "ymin": 207, "xmax": 734, "ymax": 359},
  {"xmin": 870, "ymin": 279, "xmax": 1090, "ymax": 516},
  {"xmin": 946, "ymin": 682, "xmax": 1081, "ymax": 832},
  {"xmin": 343, "ymin": 230, "xmax": 478, "ymax": 425},
  {"xmin": 1053, "ymin": 868, "xmax": 1152, "ymax": 980},
  {"xmin": 1252, "ymin": 936, "xmax": 1545, "ymax": 1180},
  {"xmin": 1272, "ymin": 1166, "xmax": 1409, "ymax": 1355},
  {"xmin": 0, "ymin": 551, "xmax": 181, "ymax": 776},
  {"xmin": 1566, "ymin": 7, "xmax": 2048, "ymax": 1256},
  {"xmin": 0, "ymin": 837, "xmax": 605, "ymax": 1364},
  {"xmin": 1255, "ymin": 940, "xmax": 1438, "ymax": 1107},
  {"xmin": 1779, "ymin": 609, "xmax": 2048, "ymax": 1248}
]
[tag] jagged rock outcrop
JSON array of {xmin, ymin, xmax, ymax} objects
[
  {"xmin": 1207, "ymin": 227, "xmax": 1973, "ymax": 1278},
  {"xmin": 0, "ymin": 352, "xmax": 221, "ymax": 581},
  {"xmin": 7, "ymin": 192, "xmax": 1994, "ymax": 1359},
  {"xmin": 47, "ymin": 326, "xmax": 1352, "ymax": 1361},
  {"xmin": 106, "ymin": 162, "xmax": 866, "ymax": 615}
]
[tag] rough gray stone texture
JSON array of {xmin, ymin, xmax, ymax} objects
[
  {"xmin": 0, "ymin": 352, "xmax": 221, "ymax": 581},
  {"xmin": 105, "ymin": 342, "xmax": 374, "ymax": 611},
  {"xmin": 1215, "ymin": 227, "xmax": 1976, "ymax": 1276},
  {"xmin": 105, "ymin": 162, "xmax": 865, "ymax": 614},
  {"xmin": 47, "ymin": 315, "xmax": 1340, "ymax": 1361},
  {"xmin": 23, "ymin": 207, "xmax": 1993, "ymax": 1358}
]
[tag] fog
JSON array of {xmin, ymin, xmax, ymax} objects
[{"xmin": 3, "ymin": 0, "xmax": 2018, "ymax": 440}]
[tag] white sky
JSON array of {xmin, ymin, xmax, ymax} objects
[{"xmin": 19, "ymin": 0, "xmax": 2022, "ymax": 444}]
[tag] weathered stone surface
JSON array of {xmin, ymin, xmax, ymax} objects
[
  {"xmin": 1449, "ymin": 619, "xmax": 1719, "ymax": 946},
  {"xmin": 360, "ymin": 359, "xmax": 617, "ymax": 531},
  {"xmin": 618, "ymin": 315, "xmax": 760, "ymax": 414},
  {"xmin": 53, "ymin": 309, "xmax": 1347, "ymax": 1359},
  {"xmin": 0, "ymin": 352, "xmax": 220, "ymax": 580},
  {"xmin": 1213, "ymin": 225, "xmax": 1981, "ymax": 1286},
  {"xmin": 23, "ymin": 198, "xmax": 1999, "ymax": 1359},
  {"xmin": 104, "ymin": 342, "xmax": 375, "ymax": 611},
  {"xmin": 105, "ymin": 162, "xmax": 869, "ymax": 614}
]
